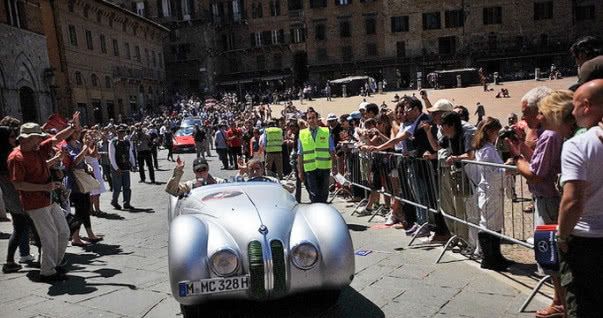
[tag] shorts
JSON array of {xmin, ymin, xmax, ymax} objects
[{"xmin": 534, "ymin": 196, "xmax": 560, "ymax": 226}]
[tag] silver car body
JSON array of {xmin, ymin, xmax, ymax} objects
[{"xmin": 168, "ymin": 181, "xmax": 355, "ymax": 306}]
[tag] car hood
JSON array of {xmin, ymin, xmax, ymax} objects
[
  {"xmin": 174, "ymin": 135, "xmax": 194, "ymax": 144},
  {"xmin": 179, "ymin": 182, "xmax": 298, "ymax": 244}
]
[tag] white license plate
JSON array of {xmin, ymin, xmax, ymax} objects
[{"xmin": 179, "ymin": 275, "xmax": 250, "ymax": 297}]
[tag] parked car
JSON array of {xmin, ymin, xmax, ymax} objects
[
  {"xmin": 172, "ymin": 127, "xmax": 196, "ymax": 153},
  {"xmin": 167, "ymin": 181, "xmax": 355, "ymax": 317}
]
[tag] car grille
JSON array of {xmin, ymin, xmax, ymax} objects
[
  {"xmin": 247, "ymin": 240, "xmax": 287, "ymax": 298},
  {"xmin": 270, "ymin": 240, "xmax": 286, "ymax": 296},
  {"xmin": 248, "ymin": 240, "xmax": 265, "ymax": 298}
]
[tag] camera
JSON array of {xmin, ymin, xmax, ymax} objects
[{"xmin": 499, "ymin": 127, "xmax": 518, "ymax": 141}]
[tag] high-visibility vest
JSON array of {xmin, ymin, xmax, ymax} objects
[
  {"xmin": 299, "ymin": 127, "xmax": 331, "ymax": 172},
  {"xmin": 265, "ymin": 127, "xmax": 283, "ymax": 153}
]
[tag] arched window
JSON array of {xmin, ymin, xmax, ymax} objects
[
  {"xmin": 75, "ymin": 71, "xmax": 82, "ymax": 85},
  {"xmin": 5, "ymin": 0, "xmax": 21, "ymax": 27},
  {"xmin": 91, "ymin": 74, "xmax": 98, "ymax": 86},
  {"xmin": 148, "ymin": 86, "xmax": 153, "ymax": 94},
  {"xmin": 105, "ymin": 76, "xmax": 111, "ymax": 88}
]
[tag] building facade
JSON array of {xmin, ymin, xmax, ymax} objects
[
  {"xmin": 41, "ymin": 0, "xmax": 169, "ymax": 124},
  {"xmin": 0, "ymin": 0, "xmax": 54, "ymax": 123},
  {"xmin": 117, "ymin": 0, "xmax": 602, "ymax": 94}
]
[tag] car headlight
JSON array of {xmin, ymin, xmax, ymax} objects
[
  {"xmin": 291, "ymin": 243, "xmax": 319, "ymax": 270},
  {"xmin": 210, "ymin": 250, "xmax": 239, "ymax": 276}
]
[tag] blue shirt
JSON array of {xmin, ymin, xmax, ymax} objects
[
  {"xmin": 214, "ymin": 129, "xmax": 228, "ymax": 149},
  {"xmin": 297, "ymin": 128, "xmax": 335, "ymax": 156}
]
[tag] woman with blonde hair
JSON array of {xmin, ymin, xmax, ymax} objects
[{"xmin": 508, "ymin": 90, "xmax": 575, "ymax": 318}]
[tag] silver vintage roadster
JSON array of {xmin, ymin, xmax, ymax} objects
[{"xmin": 167, "ymin": 181, "xmax": 355, "ymax": 316}]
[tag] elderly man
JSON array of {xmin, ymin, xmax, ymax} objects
[
  {"xmin": 558, "ymin": 79, "xmax": 603, "ymax": 318},
  {"xmin": 9, "ymin": 114, "xmax": 81, "ymax": 282},
  {"xmin": 108, "ymin": 125, "xmax": 137, "ymax": 210},
  {"xmin": 165, "ymin": 158, "xmax": 220, "ymax": 197}
]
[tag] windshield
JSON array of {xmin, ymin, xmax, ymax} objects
[
  {"xmin": 175, "ymin": 128, "xmax": 193, "ymax": 136},
  {"xmin": 181, "ymin": 118, "xmax": 201, "ymax": 127}
]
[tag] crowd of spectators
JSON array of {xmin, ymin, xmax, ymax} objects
[{"xmin": 1, "ymin": 35, "xmax": 602, "ymax": 318}]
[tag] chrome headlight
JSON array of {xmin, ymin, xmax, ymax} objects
[
  {"xmin": 210, "ymin": 249, "xmax": 239, "ymax": 276},
  {"xmin": 291, "ymin": 243, "xmax": 319, "ymax": 270}
]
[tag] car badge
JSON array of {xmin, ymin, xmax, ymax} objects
[{"xmin": 258, "ymin": 225, "xmax": 268, "ymax": 235}]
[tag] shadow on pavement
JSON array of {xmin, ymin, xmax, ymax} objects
[
  {"xmin": 0, "ymin": 232, "xmax": 10, "ymax": 239},
  {"xmin": 80, "ymin": 243, "xmax": 134, "ymax": 257},
  {"xmin": 182, "ymin": 287, "xmax": 384, "ymax": 318},
  {"xmin": 26, "ymin": 270, "xmax": 137, "ymax": 296},
  {"xmin": 124, "ymin": 207, "xmax": 155, "ymax": 213},
  {"xmin": 93, "ymin": 211, "xmax": 125, "ymax": 220},
  {"xmin": 347, "ymin": 224, "xmax": 368, "ymax": 232}
]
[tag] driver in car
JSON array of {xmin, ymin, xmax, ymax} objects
[
  {"xmin": 165, "ymin": 158, "xmax": 223, "ymax": 197},
  {"xmin": 237, "ymin": 157, "xmax": 295, "ymax": 193}
]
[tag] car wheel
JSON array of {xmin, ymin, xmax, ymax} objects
[{"xmin": 180, "ymin": 304, "xmax": 201, "ymax": 318}]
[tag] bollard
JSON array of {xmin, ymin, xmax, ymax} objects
[
  {"xmin": 456, "ymin": 75, "xmax": 462, "ymax": 88},
  {"xmin": 342, "ymin": 84, "xmax": 347, "ymax": 98},
  {"xmin": 535, "ymin": 68, "xmax": 540, "ymax": 80},
  {"xmin": 494, "ymin": 72, "xmax": 499, "ymax": 85},
  {"xmin": 378, "ymin": 81, "xmax": 383, "ymax": 94},
  {"xmin": 417, "ymin": 72, "xmax": 422, "ymax": 90}
]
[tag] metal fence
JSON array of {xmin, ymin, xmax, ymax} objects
[{"xmin": 333, "ymin": 147, "xmax": 549, "ymax": 312}]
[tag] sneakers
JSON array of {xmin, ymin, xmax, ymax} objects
[
  {"xmin": 2, "ymin": 263, "xmax": 22, "ymax": 273},
  {"xmin": 19, "ymin": 255, "xmax": 35, "ymax": 263},
  {"xmin": 356, "ymin": 206, "xmax": 374, "ymax": 216},
  {"xmin": 384, "ymin": 212, "xmax": 400, "ymax": 226},
  {"xmin": 414, "ymin": 225, "xmax": 431, "ymax": 238},
  {"xmin": 404, "ymin": 223, "xmax": 419, "ymax": 236}
]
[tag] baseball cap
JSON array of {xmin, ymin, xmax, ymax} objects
[
  {"xmin": 193, "ymin": 158, "xmax": 209, "ymax": 171},
  {"xmin": 348, "ymin": 111, "xmax": 362, "ymax": 121},
  {"xmin": 327, "ymin": 113, "xmax": 338, "ymax": 121},
  {"xmin": 17, "ymin": 123, "xmax": 47, "ymax": 140},
  {"xmin": 426, "ymin": 99, "xmax": 454, "ymax": 113}
]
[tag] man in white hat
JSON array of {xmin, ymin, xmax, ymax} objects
[{"xmin": 8, "ymin": 114, "xmax": 81, "ymax": 282}]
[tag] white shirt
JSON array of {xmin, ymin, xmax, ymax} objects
[{"xmin": 560, "ymin": 127, "xmax": 603, "ymax": 237}]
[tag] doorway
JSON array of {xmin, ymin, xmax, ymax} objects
[
  {"xmin": 292, "ymin": 51, "xmax": 308, "ymax": 86},
  {"xmin": 19, "ymin": 86, "xmax": 37, "ymax": 122}
]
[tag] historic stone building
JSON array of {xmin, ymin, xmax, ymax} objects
[
  {"xmin": 41, "ymin": 0, "xmax": 169, "ymax": 124},
  {"xmin": 0, "ymin": 0, "xmax": 54, "ymax": 123},
  {"xmin": 118, "ymin": 0, "xmax": 602, "ymax": 94}
]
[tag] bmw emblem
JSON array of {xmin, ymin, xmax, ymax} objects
[{"xmin": 258, "ymin": 225, "xmax": 268, "ymax": 235}]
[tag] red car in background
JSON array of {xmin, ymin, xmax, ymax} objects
[{"xmin": 172, "ymin": 127, "xmax": 196, "ymax": 153}]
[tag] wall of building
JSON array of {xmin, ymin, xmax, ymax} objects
[
  {"xmin": 42, "ymin": 0, "xmax": 168, "ymax": 124},
  {"xmin": 0, "ymin": 1, "xmax": 53, "ymax": 123}
]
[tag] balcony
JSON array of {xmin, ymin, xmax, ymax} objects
[{"xmin": 288, "ymin": 10, "xmax": 304, "ymax": 20}]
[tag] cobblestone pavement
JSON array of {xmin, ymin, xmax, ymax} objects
[{"xmin": 0, "ymin": 151, "xmax": 548, "ymax": 317}]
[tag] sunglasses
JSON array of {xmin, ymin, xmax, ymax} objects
[{"xmin": 195, "ymin": 167, "xmax": 209, "ymax": 172}]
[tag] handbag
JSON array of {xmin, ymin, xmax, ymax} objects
[
  {"xmin": 449, "ymin": 166, "xmax": 473, "ymax": 197},
  {"xmin": 72, "ymin": 169, "xmax": 100, "ymax": 194}
]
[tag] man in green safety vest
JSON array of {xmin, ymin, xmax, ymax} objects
[
  {"xmin": 261, "ymin": 120, "xmax": 284, "ymax": 179},
  {"xmin": 297, "ymin": 109, "xmax": 335, "ymax": 203}
]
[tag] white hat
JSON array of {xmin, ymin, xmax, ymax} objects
[
  {"xmin": 327, "ymin": 113, "xmax": 337, "ymax": 121},
  {"xmin": 358, "ymin": 102, "xmax": 369, "ymax": 111},
  {"xmin": 427, "ymin": 99, "xmax": 454, "ymax": 113}
]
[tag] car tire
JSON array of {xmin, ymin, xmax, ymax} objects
[{"xmin": 180, "ymin": 304, "xmax": 201, "ymax": 318}]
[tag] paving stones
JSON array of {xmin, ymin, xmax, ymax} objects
[{"xmin": 0, "ymin": 151, "xmax": 549, "ymax": 317}]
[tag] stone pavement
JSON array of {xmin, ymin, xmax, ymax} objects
[{"xmin": 0, "ymin": 151, "xmax": 549, "ymax": 317}]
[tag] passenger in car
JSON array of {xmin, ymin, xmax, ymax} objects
[{"xmin": 165, "ymin": 158, "xmax": 222, "ymax": 197}]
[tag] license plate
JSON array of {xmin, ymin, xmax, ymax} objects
[{"xmin": 179, "ymin": 275, "xmax": 250, "ymax": 297}]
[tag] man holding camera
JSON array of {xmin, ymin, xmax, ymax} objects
[{"xmin": 131, "ymin": 125, "xmax": 156, "ymax": 184}]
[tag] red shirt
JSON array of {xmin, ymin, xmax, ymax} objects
[
  {"xmin": 8, "ymin": 138, "xmax": 54, "ymax": 210},
  {"xmin": 226, "ymin": 128, "xmax": 242, "ymax": 147}
]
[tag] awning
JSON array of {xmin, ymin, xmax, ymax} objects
[{"xmin": 217, "ymin": 79, "xmax": 254, "ymax": 86}]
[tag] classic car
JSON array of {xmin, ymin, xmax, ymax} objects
[
  {"xmin": 167, "ymin": 181, "xmax": 355, "ymax": 317},
  {"xmin": 172, "ymin": 127, "xmax": 196, "ymax": 153}
]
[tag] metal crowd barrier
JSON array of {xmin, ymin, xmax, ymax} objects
[{"xmin": 333, "ymin": 147, "xmax": 549, "ymax": 313}]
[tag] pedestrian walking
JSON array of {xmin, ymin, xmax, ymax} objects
[
  {"xmin": 108, "ymin": 125, "xmax": 137, "ymax": 210},
  {"xmin": 131, "ymin": 125, "xmax": 155, "ymax": 184}
]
